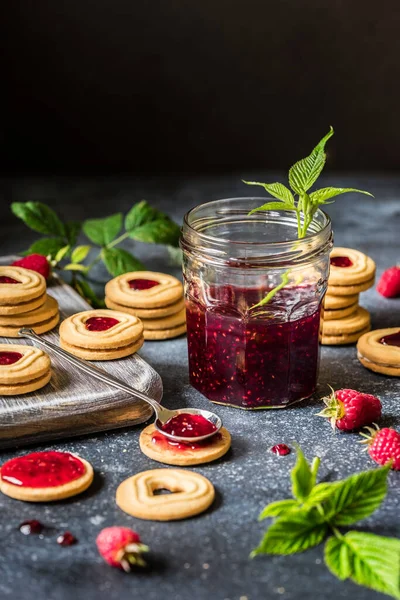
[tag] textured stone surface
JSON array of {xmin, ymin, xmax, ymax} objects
[{"xmin": 0, "ymin": 175, "xmax": 399, "ymax": 600}]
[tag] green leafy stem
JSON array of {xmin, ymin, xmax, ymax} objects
[
  {"xmin": 252, "ymin": 446, "xmax": 400, "ymax": 599},
  {"xmin": 11, "ymin": 200, "xmax": 182, "ymax": 307}
]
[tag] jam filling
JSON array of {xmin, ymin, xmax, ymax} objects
[
  {"xmin": 160, "ymin": 413, "xmax": 217, "ymax": 437},
  {"xmin": 152, "ymin": 431, "xmax": 220, "ymax": 451},
  {"xmin": 379, "ymin": 331, "xmax": 400, "ymax": 347},
  {"xmin": 128, "ymin": 279, "xmax": 160, "ymax": 291},
  {"xmin": 330, "ymin": 256, "xmax": 353, "ymax": 268},
  {"xmin": 0, "ymin": 276, "xmax": 21, "ymax": 284},
  {"xmin": 19, "ymin": 520, "xmax": 44, "ymax": 535},
  {"xmin": 0, "ymin": 351, "xmax": 23, "ymax": 365},
  {"xmin": 271, "ymin": 444, "xmax": 291, "ymax": 456},
  {"xmin": 186, "ymin": 284, "xmax": 321, "ymax": 408},
  {"xmin": 85, "ymin": 316, "xmax": 120, "ymax": 331},
  {"xmin": 57, "ymin": 532, "xmax": 77, "ymax": 546},
  {"xmin": 1, "ymin": 451, "xmax": 86, "ymax": 488}
]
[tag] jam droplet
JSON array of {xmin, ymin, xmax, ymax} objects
[
  {"xmin": 85, "ymin": 316, "xmax": 120, "ymax": 331},
  {"xmin": 271, "ymin": 444, "xmax": 291, "ymax": 456},
  {"xmin": 1, "ymin": 451, "xmax": 86, "ymax": 488},
  {"xmin": 0, "ymin": 276, "xmax": 21, "ymax": 284},
  {"xmin": 152, "ymin": 431, "xmax": 221, "ymax": 451},
  {"xmin": 19, "ymin": 520, "xmax": 44, "ymax": 535},
  {"xmin": 330, "ymin": 256, "xmax": 353, "ymax": 268},
  {"xmin": 57, "ymin": 531, "xmax": 77, "ymax": 546},
  {"xmin": 128, "ymin": 279, "xmax": 160, "ymax": 291},
  {"xmin": 161, "ymin": 413, "xmax": 217, "ymax": 438},
  {"xmin": 0, "ymin": 351, "xmax": 23, "ymax": 365},
  {"xmin": 379, "ymin": 331, "xmax": 400, "ymax": 347}
]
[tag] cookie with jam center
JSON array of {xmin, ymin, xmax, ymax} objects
[
  {"xmin": 0, "ymin": 343, "xmax": 51, "ymax": 394},
  {"xmin": 357, "ymin": 327, "xmax": 400, "ymax": 376},
  {"xmin": 0, "ymin": 295, "xmax": 59, "ymax": 337},
  {"xmin": 0, "ymin": 267, "xmax": 47, "ymax": 315},
  {"xmin": 105, "ymin": 271, "xmax": 183, "ymax": 309}
]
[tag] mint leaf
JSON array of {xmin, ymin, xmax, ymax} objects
[
  {"xmin": 102, "ymin": 247, "xmax": 144, "ymax": 276},
  {"xmin": 288, "ymin": 127, "xmax": 334, "ymax": 194},
  {"xmin": 73, "ymin": 278, "xmax": 105, "ymax": 308},
  {"xmin": 324, "ymin": 465, "xmax": 389, "ymax": 526},
  {"xmin": 249, "ymin": 202, "xmax": 295, "ymax": 214},
  {"xmin": 325, "ymin": 532, "xmax": 400, "ymax": 599},
  {"xmin": 54, "ymin": 245, "xmax": 71, "ymax": 263},
  {"xmin": 310, "ymin": 187, "xmax": 373, "ymax": 205},
  {"xmin": 23, "ymin": 237, "xmax": 66, "ymax": 258},
  {"xmin": 129, "ymin": 219, "xmax": 181, "ymax": 246},
  {"xmin": 125, "ymin": 200, "xmax": 163, "ymax": 231},
  {"xmin": 259, "ymin": 499, "xmax": 299, "ymax": 520},
  {"xmin": 252, "ymin": 508, "xmax": 328, "ymax": 556},
  {"xmin": 65, "ymin": 221, "xmax": 81, "ymax": 246},
  {"xmin": 305, "ymin": 482, "xmax": 341, "ymax": 506},
  {"xmin": 243, "ymin": 182, "xmax": 295, "ymax": 206},
  {"xmin": 251, "ymin": 271, "xmax": 290, "ymax": 309},
  {"xmin": 83, "ymin": 213, "xmax": 123, "ymax": 246},
  {"xmin": 71, "ymin": 245, "xmax": 91, "ymax": 264},
  {"xmin": 291, "ymin": 446, "xmax": 315, "ymax": 502},
  {"xmin": 11, "ymin": 202, "xmax": 66, "ymax": 237}
]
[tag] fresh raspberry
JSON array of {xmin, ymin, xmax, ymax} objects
[
  {"xmin": 316, "ymin": 387, "xmax": 382, "ymax": 431},
  {"xmin": 377, "ymin": 266, "xmax": 400, "ymax": 298},
  {"xmin": 12, "ymin": 254, "xmax": 50, "ymax": 279},
  {"xmin": 361, "ymin": 426, "xmax": 400, "ymax": 470},
  {"xmin": 96, "ymin": 527, "xmax": 149, "ymax": 572}
]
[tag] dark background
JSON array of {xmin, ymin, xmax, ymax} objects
[{"xmin": 3, "ymin": 0, "xmax": 400, "ymax": 175}]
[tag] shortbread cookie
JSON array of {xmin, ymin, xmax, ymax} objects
[
  {"xmin": 0, "ymin": 343, "xmax": 51, "ymax": 394},
  {"xmin": 140, "ymin": 307, "xmax": 186, "ymax": 330},
  {"xmin": 116, "ymin": 468, "xmax": 215, "ymax": 521},
  {"xmin": 0, "ymin": 267, "xmax": 46, "ymax": 314},
  {"xmin": 357, "ymin": 328, "xmax": 400, "ymax": 376},
  {"xmin": 329, "ymin": 247, "xmax": 376, "ymax": 286},
  {"xmin": 59, "ymin": 309, "xmax": 144, "ymax": 361},
  {"xmin": 143, "ymin": 323, "xmax": 187, "ymax": 340},
  {"xmin": 322, "ymin": 302, "xmax": 358, "ymax": 321},
  {"xmin": 105, "ymin": 296, "xmax": 185, "ymax": 319},
  {"xmin": 139, "ymin": 424, "xmax": 231, "ymax": 466},
  {"xmin": 0, "ymin": 451, "xmax": 93, "ymax": 502},
  {"xmin": 105, "ymin": 272, "xmax": 183, "ymax": 309},
  {"xmin": 0, "ymin": 295, "xmax": 59, "ymax": 337},
  {"xmin": 327, "ymin": 278, "xmax": 375, "ymax": 296},
  {"xmin": 324, "ymin": 293, "xmax": 359, "ymax": 310},
  {"xmin": 321, "ymin": 307, "xmax": 371, "ymax": 345}
]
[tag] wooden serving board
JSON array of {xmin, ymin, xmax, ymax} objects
[{"xmin": 0, "ymin": 257, "xmax": 163, "ymax": 449}]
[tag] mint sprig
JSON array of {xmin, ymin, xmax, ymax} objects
[
  {"xmin": 244, "ymin": 127, "xmax": 373, "ymax": 239},
  {"xmin": 11, "ymin": 199, "xmax": 181, "ymax": 307},
  {"xmin": 252, "ymin": 447, "xmax": 399, "ymax": 599}
]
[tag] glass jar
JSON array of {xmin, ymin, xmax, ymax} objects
[{"xmin": 180, "ymin": 197, "xmax": 333, "ymax": 409}]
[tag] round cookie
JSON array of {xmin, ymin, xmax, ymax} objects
[
  {"xmin": 0, "ymin": 343, "xmax": 52, "ymax": 394},
  {"xmin": 0, "ymin": 451, "xmax": 93, "ymax": 502},
  {"xmin": 329, "ymin": 247, "xmax": 376, "ymax": 286},
  {"xmin": 322, "ymin": 302, "xmax": 358, "ymax": 321},
  {"xmin": 357, "ymin": 328, "xmax": 400, "ymax": 376},
  {"xmin": 116, "ymin": 468, "xmax": 215, "ymax": 521},
  {"xmin": 139, "ymin": 424, "xmax": 231, "ymax": 466},
  {"xmin": 143, "ymin": 323, "xmax": 187, "ymax": 340},
  {"xmin": 321, "ymin": 307, "xmax": 371, "ymax": 345},
  {"xmin": 0, "ymin": 295, "xmax": 59, "ymax": 337},
  {"xmin": 327, "ymin": 278, "xmax": 375, "ymax": 296},
  {"xmin": 324, "ymin": 293, "xmax": 359, "ymax": 310},
  {"xmin": 105, "ymin": 271, "xmax": 183, "ymax": 309},
  {"xmin": 105, "ymin": 296, "xmax": 185, "ymax": 319},
  {"xmin": 59, "ymin": 309, "xmax": 144, "ymax": 360},
  {"xmin": 141, "ymin": 308, "xmax": 186, "ymax": 330},
  {"xmin": 0, "ymin": 267, "xmax": 46, "ymax": 314}
]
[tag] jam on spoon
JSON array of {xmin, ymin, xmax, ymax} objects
[
  {"xmin": 128, "ymin": 279, "xmax": 160, "ymax": 291},
  {"xmin": 330, "ymin": 256, "xmax": 354, "ymax": 268},
  {"xmin": 1, "ymin": 451, "xmax": 86, "ymax": 488},
  {"xmin": 160, "ymin": 413, "xmax": 218, "ymax": 438},
  {"xmin": 271, "ymin": 444, "xmax": 291, "ymax": 456},
  {"xmin": 379, "ymin": 331, "xmax": 400, "ymax": 347},
  {"xmin": 0, "ymin": 276, "xmax": 21, "ymax": 284},
  {"xmin": 0, "ymin": 351, "xmax": 23, "ymax": 365},
  {"xmin": 85, "ymin": 316, "xmax": 120, "ymax": 331}
]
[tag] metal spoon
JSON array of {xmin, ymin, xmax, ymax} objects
[{"xmin": 18, "ymin": 328, "xmax": 222, "ymax": 443}]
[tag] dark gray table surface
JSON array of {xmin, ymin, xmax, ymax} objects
[{"xmin": 0, "ymin": 174, "xmax": 399, "ymax": 600}]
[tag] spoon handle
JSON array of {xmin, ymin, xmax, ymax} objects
[{"xmin": 18, "ymin": 328, "xmax": 163, "ymax": 415}]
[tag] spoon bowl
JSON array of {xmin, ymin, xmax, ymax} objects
[{"xmin": 155, "ymin": 407, "xmax": 222, "ymax": 443}]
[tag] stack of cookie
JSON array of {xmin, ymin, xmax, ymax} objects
[
  {"xmin": 321, "ymin": 247, "xmax": 375, "ymax": 345},
  {"xmin": 105, "ymin": 271, "xmax": 186, "ymax": 340},
  {"xmin": 0, "ymin": 343, "xmax": 51, "ymax": 395},
  {"xmin": 0, "ymin": 266, "xmax": 59, "ymax": 337},
  {"xmin": 59, "ymin": 309, "xmax": 144, "ymax": 360}
]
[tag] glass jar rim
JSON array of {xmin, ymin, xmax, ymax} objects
[{"xmin": 181, "ymin": 197, "xmax": 332, "ymax": 268}]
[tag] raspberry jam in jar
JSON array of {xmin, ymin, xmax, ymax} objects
[{"xmin": 181, "ymin": 198, "xmax": 332, "ymax": 409}]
